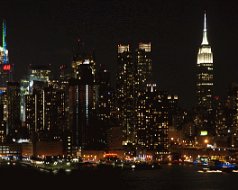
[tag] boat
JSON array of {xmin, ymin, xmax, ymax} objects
[{"xmin": 208, "ymin": 160, "xmax": 238, "ymax": 172}]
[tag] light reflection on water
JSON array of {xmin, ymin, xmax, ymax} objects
[
  {"xmin": 120, "ymin": 164, "xmax": 238, "ymax": 190},
  {"xmin": 1, "ymin": 164, "xmax": 238, "ymax": 189}
]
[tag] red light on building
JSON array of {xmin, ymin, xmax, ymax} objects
[
  {"xmin": 3, "ymin": 64, "xmax": 11, "ymax": 71},
  {"xmin": 103, "ymin": 153, "xmax": 118, "ymax": 158}
]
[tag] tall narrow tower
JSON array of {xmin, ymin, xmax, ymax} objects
[
  {"xmin": 116, "ymin": 44, "xmax": 135, "ymax": 145},
  {"xmin": 0, "ymin": 20, "xmax": 12, "ymax": 90},
  {"xmin": 197, "ymin": 12, "xmax": 213, "ymax": 111},
  {"xmin": 2, "ymin": 20, "xmax": 7, "ymax": 64}
]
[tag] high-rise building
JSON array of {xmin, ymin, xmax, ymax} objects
[
  {"xmin": 224, "ymin": 83, "xmax": 238, "ymax": 147},
  {"xmin": 211, "ymin": 96, "xmax": 228, "ymax": 147},
  {"xmin": 0, "ymin": 103, "xmax": 6, "ymax": 143},
  {"xmin": 197, "ymin": 12, "xmax": 213, "ymax": 111},
  {"xmin": 116, "ymin": 44, "xmax": 135, "ymax": 145},
  {"xmin": 96, "ymin": 65, "xmax": 113, "ymax": 123},
  {"xmin": 7, "ymin": 82, "xmax": 20, "ymax": 140},
  {"xmin": 25, "ymin": 93, "xmax": 36, "ymax": 135},
  {"xmin": 68, "ymin": 78, "xmax": 94, "ymax": 149},
  {"xmin": 136, "ymin": 84, "xmax": 169, "ymax": 158},
  {"xmin": 25, "ymin": 82, "xmax": 66, "ymax": 141},
  {"xmin": 116, "ymin": 43, "xmax": 153, "ymax": 150},
  {"xmin": 69, "ymin": 41, "xmax": 106, "ymax": 152},
  {"xmin": 20, "ymin": 79, "xmax": 30, "ymax": 122},
  {"xmin": 20, "ymin": 64, "xmax": 52, "ymax": 123},
  {"xmin": 135, "ymin": 42, "xmax": 152, "ymax": 94},
  {"xmin": 0, "ymin": 20, "xmax": 12, "ymax": 91},
  {"xmin": 25, "ymin": 81, "xmax": 47, "ymax": 136}
]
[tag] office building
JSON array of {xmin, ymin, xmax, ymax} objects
[
  {"xmin": 135, "ymin": 42, "xmax": 152, "ymax": 94},
  {"xmin": 196, "ymin": 12, "xmax": 213, "ymax": 111},
  {"xmin": 136, "ymin": 84, "xmax": 169, "ymax": 158},
  {"xmin": 116, "ymin": 44, "xmax": 136, "ymax": 145},
  {"xmin": 7, "ymin": 82, "xmax": 20, "ymax": 140},
  {"xmin": 0, "ymin": 20, "xmax": 12, "ymax": 90}
]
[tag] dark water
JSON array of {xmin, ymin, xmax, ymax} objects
[{"xmin": 1, "ymin": 164, "xmax": 238, "ymax": 190}]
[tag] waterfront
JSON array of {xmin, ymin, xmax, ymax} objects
[{"xmin": 1, "ymin": 163, "xmax": 238, "ymax": 190}]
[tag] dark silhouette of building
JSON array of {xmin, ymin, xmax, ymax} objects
[{"xmin": 7, "ymin": 82, "xmax": 20, "ymax": 141}]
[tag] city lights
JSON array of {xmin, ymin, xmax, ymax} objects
[{"xmin": 0, "ymin": 3, "xmax": 237, "ymax": 189}]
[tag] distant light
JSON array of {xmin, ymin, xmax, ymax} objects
[
  {"xmin": 118, "ymin": 44, "xmax": 129, "ymax": 53},
  {"xmin": 2, "ymin": 64, "xmax": 11, "ymax": 71},
  {"xmin": 17, "ymin": 139, "xmax": 30, "ymax": 143},
  {"xmin": 200, "ymin": 131, "xmax": 208, "ymax": 136},
  {"xmin": 139, "ymin": 42, "xmax": 151, "ymax": 52},
  {"xmin": 83, "ymin": 59, "xmax": 90, "ymax": 64}
]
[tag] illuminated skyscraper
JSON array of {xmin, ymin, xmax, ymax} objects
[
  {"xmin": 96, "ymin": 65, "xmax": 113, "ymax": 123},
  {"xmin": 68, "ymin": 78, "xmax": 94, "ymax": 149},
  {"xmin": 0, "ymin": 103, "xmax": 5, "ymax": 143},
  {"xmin": 224, "ymin": 83, "xmax": 238, "ymax": 147},
  {"xmin": 197, "ymin": 12, "xmax": 213, "ymax": 111},
  {"xmin": 0, "ymin": 20, "xmax": 12, "ymax": 90},
  {"xmin": 135, "ymin": 42, "xmax": 152, "ymax": 95},
  {"xmin": 69, "ymin": 46, "xmax": 98, "ymax": 148},
  {"xmin": 136, "ymin": 84, "xmax": 169, "ymax": 158},
  {"xmin": 20, "ymin": 64, "xmax": 52, "ymax": 123},
  {"xmin": 116, "ymin": 44, "xmax": 135, "ymax": 145},
  {"xmin": 25, "ymin": 83, "xmax": 66, "ymax": 141},
  {"xmin": 116, "ymin": 43, "xmax": 153, "ymax": 149}
]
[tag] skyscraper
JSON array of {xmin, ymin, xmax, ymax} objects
[
  {"xmin": 25, "ymin": 82, "xmax": 66, "ymax": 141},
  {"xmin": 7, "ymin": 82, "xmax": 20, "ymax": 140},
  {"xmin": 68, "ymin": 78, "xmax": 94, "ymax": 149},
  {"xmin": 197, "ymin": 12, "xmax": 213, "ymax": 111},
  {"xmin": 224, "ymin": 83, "xmax": 238, "ymax": 147},
  {"xmin": 96, "ymin": 65, "xmax": 113, "ymax": 123},
  {"xmin": 135, "ymin": 42, "xmax": 152, "ymax": 95},
  {"xmin": 116, "ymin": 43, "xmax": 152, "ymax": 150},
  {"xmin": 20, "ymin": 64, "xmax": 52, "ymax": 123},
  {"xmin": 116, "ymin": 44, "xmax": 135, "ymax": 145},
  {"xmin": 136, "ymin": 84, "xmax": 169, "ymax": 158},
  {"xmin": 0, "ymin": 20, "xmax": 12, "ymax": 90}
]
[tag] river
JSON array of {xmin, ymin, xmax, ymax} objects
[{"xmin": 1, "ymin": 164, "xmax": 237, "ymax": 190}]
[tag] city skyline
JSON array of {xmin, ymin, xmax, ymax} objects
[
  {"xmin": 0, "ymin": 1, "xmax": 238, "ymax": 108},
  {"xmin": 2, "ymin": 2, "xmax": 238, "ymax": 188}
]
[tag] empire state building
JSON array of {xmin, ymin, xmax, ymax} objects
[{"xmin": 197, "ymin": 12, "xmax": 213, "ymax": 111}]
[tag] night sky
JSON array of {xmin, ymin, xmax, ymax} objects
[{"xmin": 0, "ymin": 0, "xmax": 238, "ymax": 108}]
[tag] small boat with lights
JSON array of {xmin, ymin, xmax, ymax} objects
[{"xmin": 208, "ymin": 160, "xmax": 238, "ymax": 172}]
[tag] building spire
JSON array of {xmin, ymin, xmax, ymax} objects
[
  {"xmin": 202, "ymin": 11, "xmax": 209, "ymax": 45},
  {"xmin": 2, "ymin": 20, "xmax": 7, "ymax": 64}
]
